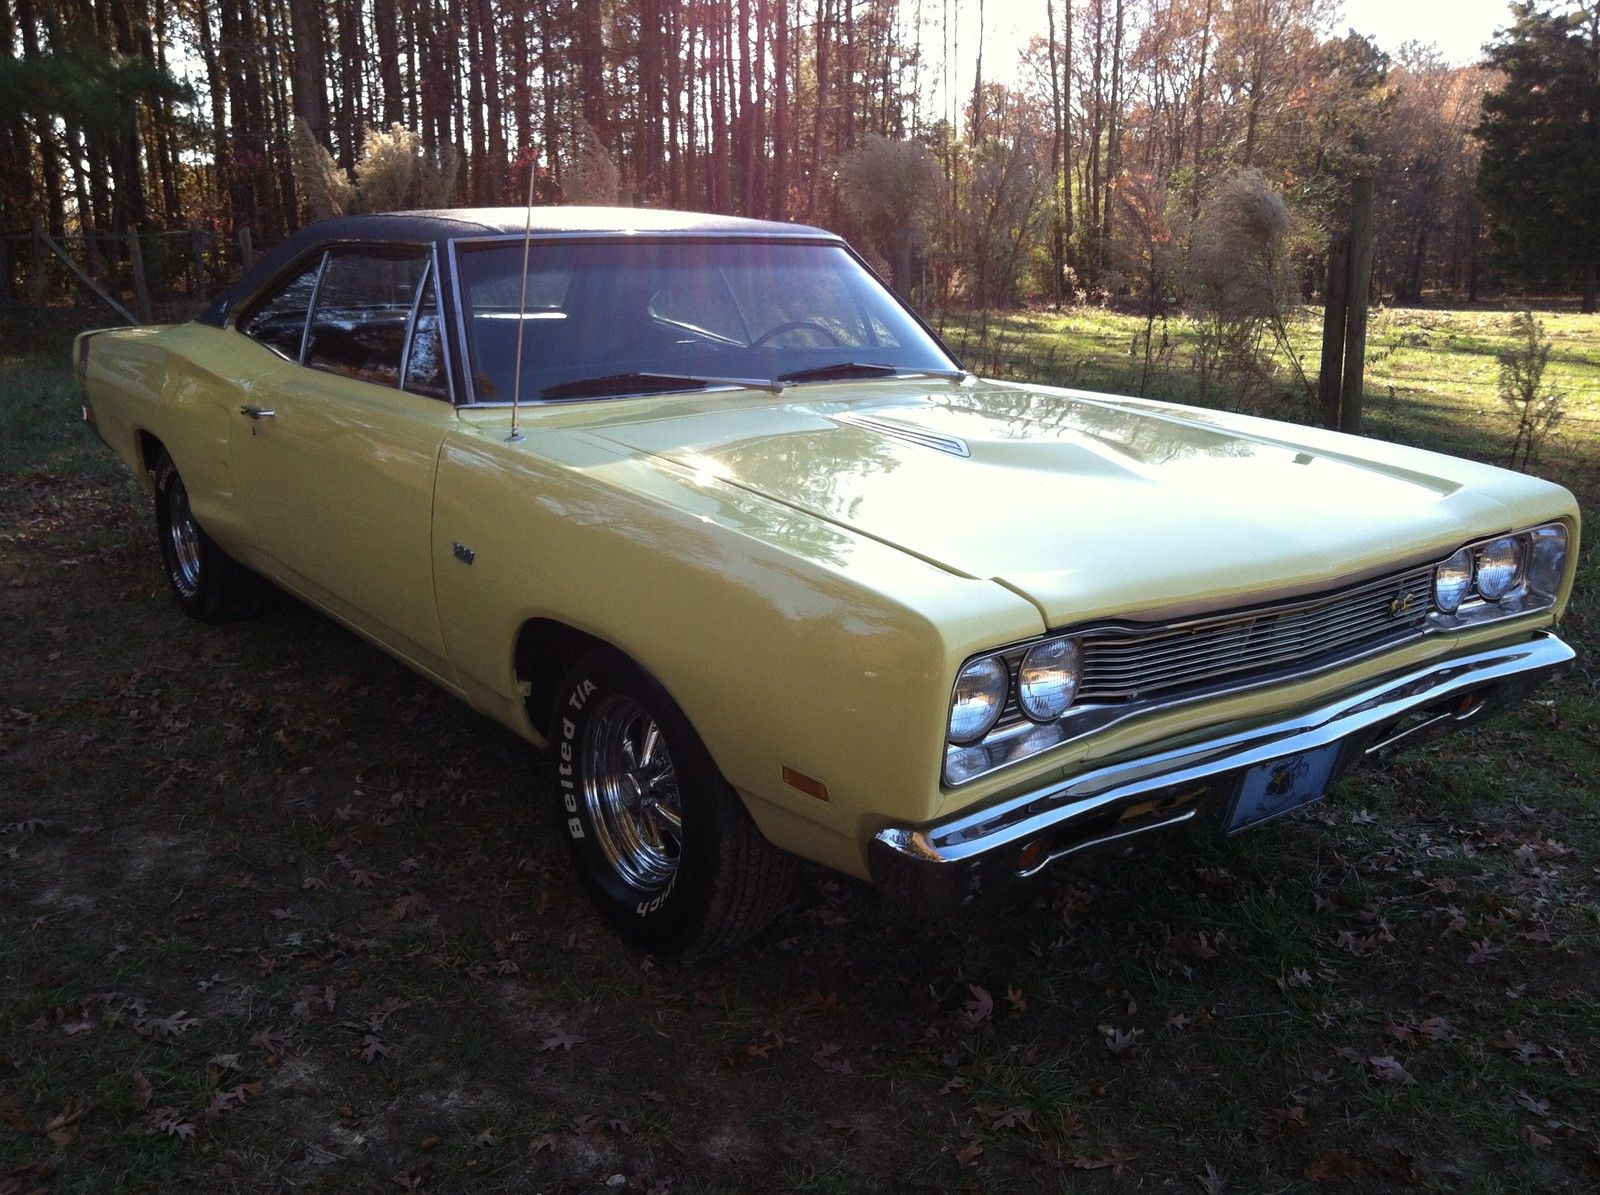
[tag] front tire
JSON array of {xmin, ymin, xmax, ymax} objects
[
  {"xmin": 550, "ymin": 649, "xmax": 795, "ymax": 960},
  {"xmin": 153, "ymin": 452, "xmax": 275, "ymax": 622}
]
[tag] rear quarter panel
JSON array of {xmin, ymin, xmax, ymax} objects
[{"xmin": 79, "ymin": 323, "xmax": 280, "ymax": 557}]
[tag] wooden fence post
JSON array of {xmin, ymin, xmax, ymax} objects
[
  {"xmin": 1339, "ymin": 176, "xmax": 1374, "ymax": 435},
  {"xmin": 127, "ymin": 231, "xmax": 153, "ymax": 323},
  {"xmin": 1317, "ymin": 233, "xmax": 1349, "ymax": 430},
  {"xmin": 190, "ymin": 222, "xmax": 209, "ymax": 305}
]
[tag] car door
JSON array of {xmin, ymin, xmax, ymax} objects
[{"xmin": 234, "ymin": 244, "xmax": 461, "ymax": 689}]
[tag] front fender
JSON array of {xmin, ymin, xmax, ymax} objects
[{"xmin": 431, "ymin": 422, "xmax": 1041, "ymax": 879}]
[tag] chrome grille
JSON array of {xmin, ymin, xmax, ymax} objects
[{"xmin": 997, "ymin": 564, "xmax": 1434, "ymax": 719}]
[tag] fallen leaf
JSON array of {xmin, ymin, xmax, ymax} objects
[
  {"xmin": 990, "ymin": 1105, "xmax": 1033, "ymax": 1131},
  {"xmin": 963, "ymin": 984, "xmax": 994, "ymax": 1028},
  {"xmin": 539, "ymin": 1029, "xmax": 587, "ymax": 1052},
  {"xmin": 1417, "ymin": 1016, "xmax": 1452, "ymax": 1043},
  {"xmin": 135, "ymin": 1009, "xmax": 199, "ymax": 1041},
  {"xmin": 1384, "ymin": 1017, "xmax": 1416, "ymax": 1044},
  {"xmin": 389, "ymin": 892, "xmax": 429, "ymax": 921},
  {"xmin": 1101, "ymin": 1025, "xmax": 1143, "ymax": 1056},
  {"xmin": 249, "ymin": 1028, "xmax": 288, "ymax": 1056},
  {"xmin": 1369, "ymin": 1055, "xmax": 1416, "ymax": 1085},
  {"xmin": 1070, "ymin": 1150, "xmax": 1134, "ymax": 1174}
]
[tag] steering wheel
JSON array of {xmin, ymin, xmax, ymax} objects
[{"xmin": 750, "ymin": 320, "xmax": 843, "ymax": 347}]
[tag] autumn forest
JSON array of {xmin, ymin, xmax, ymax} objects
[{"xmin": 2, "ymin": 0, "xmax": 1598, "ymax": 312}]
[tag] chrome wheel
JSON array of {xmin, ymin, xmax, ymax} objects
[
  {"xmin": 166, "ymin": 475, "xmax": 202, "ymax": 596},
  {"xmin": 580, "ymin": 694, "xmax": 683, "ymax": 893}
]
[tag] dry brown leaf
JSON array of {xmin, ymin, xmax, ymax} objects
[{"xmin": 1369, "ymin": 1055, "xmax": 1416, "ymax": 1085}]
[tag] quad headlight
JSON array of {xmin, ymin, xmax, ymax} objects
[
  {"xmin": 945, "ymin": 521, "xmax": 1572, "ymax": 788},
  {"xmin": 948, "ymin": 656, "xmax": 1009, "ymax": 744},
  {"xmin": 948, "ymin": 635, "xmax": 1086, "ymax": 747},
  {"xmin": 1431, "ymin": 521, "xmax": 1570, "ymax": 624},
  {"xmin": 1018, "ymin": 637, "xmax": 1083, "ymax": 721},
  {"xmin": 1434, "ymin": 548, "xmax": 1473, "ymax": 612},
  {"xmin": 1474, "ymin": 536, "xmax": 1523, "ymax": 601},
  {"xmin": 946, "ymin": 635, "xmax": 1086, "ymax": 784}
]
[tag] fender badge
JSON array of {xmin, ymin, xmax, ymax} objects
[{"xmin": 452, "ymin": 542, "xmax": 476, "ymax": 565}]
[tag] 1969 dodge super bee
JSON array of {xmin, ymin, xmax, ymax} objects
[{"xmin": 77, "ymin": 207, "xmax": 1579, "ymax": 958}]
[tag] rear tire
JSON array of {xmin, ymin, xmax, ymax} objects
[
  {"xmin": 549, "ymin": 649, "xmax": 795, "ymax": 960},
  {"xmin": 153, "ymin": 452, "xmax": 276, "ymax": 622}
]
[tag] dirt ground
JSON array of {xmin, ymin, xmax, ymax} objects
[{"xmin": 3, "ymin": 345, "xmax": 1599, "ymax": 1193}]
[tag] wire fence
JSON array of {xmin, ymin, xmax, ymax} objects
[
  {"xmin": 2, "ymin": 225, "xmax": 1593, "ymax": 330},
  {"xmin": 0, "ymin": 228, "xmax": 281, "ymax": 325}
]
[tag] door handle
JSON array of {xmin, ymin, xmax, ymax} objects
[{"xmin": 240, "ymin": 405, "xmax": 276, "ymax": 420}]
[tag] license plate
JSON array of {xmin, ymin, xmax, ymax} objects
[{"xmin": 1228, "ymin": 743, "xmax": 1343, "ymax": 832}]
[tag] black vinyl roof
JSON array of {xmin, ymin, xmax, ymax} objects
[{"xmin": 197, "ymin": 206, "xmax": 838, "ymax": 327}]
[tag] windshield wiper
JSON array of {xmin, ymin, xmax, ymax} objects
[
  {"xmin": 776, "ymin": 361, "xmax": 898, "ymax": 383},
  {"xmin": 539, "ymin": 371, "xmax": 781, "ymax": 401},
  {"xmin": 776, "ymin": 362, "xmax": 969, "ymax": 385}
]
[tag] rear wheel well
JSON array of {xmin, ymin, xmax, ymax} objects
[
  {"xmin": 515, "ymin": 618, "xmax": 607, "ymax": 739},
  {"xmin": 136, "ymin": 429, "xmax": 164, "ymax": 476}
]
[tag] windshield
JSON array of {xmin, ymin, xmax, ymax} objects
[{"xmin": 453, "ymin": 238, "xmax": 959, "ymax": 403}]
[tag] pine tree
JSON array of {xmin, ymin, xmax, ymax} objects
[{"xmin": 1477, "ymin": 2, "xmax": 1600, "ymax": 312}]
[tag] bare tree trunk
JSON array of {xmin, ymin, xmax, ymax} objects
[
  {"xmin": 1101, "ymin": 0, "xmax": 1124, "ymax": 252},
  {"xmin": 287, "ymin": 0, "xmax": 331, "ymax": 148},
  {"xmin": 1193, "ymin": 0, "xmax": 1213, "ymax": 214},
  {"xmin": 808, "ymin": 0, "xmax": 831, "ymax": 217},
  {"xmin": 538, "ymin": 0, "xmax": 560, "ymax": 184},
  {"xmin": 970, "ymin": 0, "xmax": 984, "ymax": 146},
  {"xmin": 667, "ymin": 0, "xmax": 683, "ymax": 203},
  {"xmin": 374, "ymin": 0, "xmax": 404, "ymax": 127},
  {"xmin": 770, "ymin": 0, "xmax": 789, "ymax": 218},
  {"xmin": 1046, "ymin": 0, "xmax": 1065, "ymax": 305},
  {"xmin": 577, "ymin": 0, "xmax": 606, "ymax": 142}
]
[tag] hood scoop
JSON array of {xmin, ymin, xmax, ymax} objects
[{"xmin": 829, "ymin": 409, "xmax": 970, "ymax": 457}]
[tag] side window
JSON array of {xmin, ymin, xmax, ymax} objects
[
  {"xmin": 305, "ymin": 248, "xmax": 428, "ymax": 387},
  {"xmin": 402, "ymin": 271, "xmax": 449, "ymax": 400},
  {"xmin": 238, "ymin": 257, "xmax": 323, "ymax": 359}
]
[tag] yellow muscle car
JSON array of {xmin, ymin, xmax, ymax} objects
[{"xmin": 76, "ymin": 208, "xmax": 1579, "ymax": 959}]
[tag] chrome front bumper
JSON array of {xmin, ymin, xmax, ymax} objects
[{"xmin": 870, "ymin": 632, "xmax": 1574, "ymax": 913}]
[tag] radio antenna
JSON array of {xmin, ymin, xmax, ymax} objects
[{"xmin": 506, "ymin": 156, "xmax": 538, "ymax": 443}]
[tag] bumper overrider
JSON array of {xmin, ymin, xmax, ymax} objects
[{"xmin": 871, "ymin": 632, "xmax": 1574, "ymax": 913}]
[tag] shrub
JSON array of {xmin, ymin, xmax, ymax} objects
[
  {"xmin": 1498, "ymin": 310, "xmax": 1565, "ymax": 471},
  {"xmin": 1182, "ymin": 169, "xmax": 1313, "ymax": 419}
]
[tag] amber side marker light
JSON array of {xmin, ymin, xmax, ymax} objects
[
  {"xmin": 781, "ymin": 766, "xmax": 829, "ymax": 802},
  {"xmin": 1016, "ymin": 837, "xmax": 1049, "ymax": 874}
]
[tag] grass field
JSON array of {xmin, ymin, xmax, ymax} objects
[{"xmin": 2, "ymin": 305, "xmax": 1598, "ymax": 1192}]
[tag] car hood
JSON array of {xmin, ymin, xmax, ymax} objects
[{"xmin": 588, "ymin": 380, "xmax": 1517, "ymax": 626}]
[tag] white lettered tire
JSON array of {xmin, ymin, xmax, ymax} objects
[
  {"xmin": 152, "ymin": 451, "xmax": 276, "ymax": 622},
  {"xmin": 549, "ymin": 649, "xmax": 795, "ymax": 960}
]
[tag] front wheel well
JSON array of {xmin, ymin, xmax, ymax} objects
[
  {"xmin": 136, "ymin": 429, "xmax": 165, "ymax": 476},
  {"xmin": 514, "ymin": 618, "xmax": 608, "ymax": 739}
]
